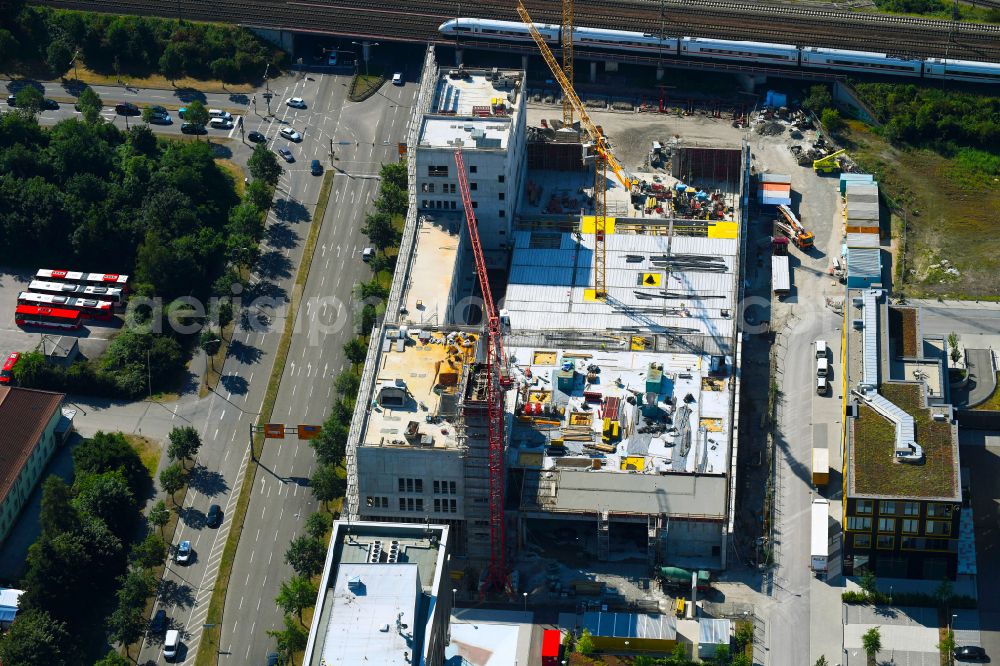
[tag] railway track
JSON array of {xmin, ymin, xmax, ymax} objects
[{"xmin": 31, "ymin": 0, "xmax": 1000, "ymax": 61}]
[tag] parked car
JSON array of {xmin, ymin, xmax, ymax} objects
[
  {"xmin": 115, "ymin": 102, "xmax": 140, "ymax": 116},
  {"xmin": 362, "ymin": 247, "xmax": 375, "ymax": 262},
  {"xmin": 164, "ymin": 629, "xmax": 180, "ymax": 661},
  {"xmin": 181, "ymin": 123, "xmax": 206, "ymax": 135},
  {"xmin": 248, "ymin": 131, "xmax": 266, "ymax": 143},
  {"xmin": 206, "ymin": 504, "xmax": 222, "ymax": 528},
  {"xmin": 209, "ymin": 117, "xmax": 233, "ymax": 129},
  {"xmin": 147, "ymin": 105, "xmax": 168, "ymax": 116},
  {"xmin": 6, "ymin": 94, "xmax": 15, "ymax": 106},
  {"xmin": 392, "ymin": 72, "xmax": 403, "ymax": 85},
  {"xmin": 175, "ymin": 540, "xmax": 192, "ymax": 564},
  {"xmin": 954, "ymin": 646, "xmax": 988, "ymax": 662},
  {"xmin": 148, "ymin": 112, "xmax": 172, "ymax": 125},
  {"xmin": 208, "ymin": 108, "xmax": 232, "ymax": 120},
  {"xmin": 279, "ymin": 127, "xmax": 302, "ymax": 142},
  {"xmin": 310, "ymin": 159, "xmax": 323, "ymax": 176},
  {"xmin": 286, "ymin": 97, "xmax": 306, "ymax": 109},
  {"xmin": 277, "ymin": 147, "xmax": 294, "ymax": 163},
  {"xmin": 40, "ymin": 98, "xmax": 59, "ymax": 110},
  {"xmin": 149, "ymin": 609, "xmax": 167, "ymax": 634}
]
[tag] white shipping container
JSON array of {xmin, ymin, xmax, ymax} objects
[{"xmin": 772, "ymin": 255, "xmax": 790, "ymax": 295}]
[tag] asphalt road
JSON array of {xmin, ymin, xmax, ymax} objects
[
  {"xmin": 961, "ymin": 433, "xmax": 1000, "ymax": 663},
  {"xmin": 218, "ymin": 74, "xmax": 418, "ymax": 665},
  {"xmin": 907, "ymin": 300, "xmax": 1000, "ymax": 338}
]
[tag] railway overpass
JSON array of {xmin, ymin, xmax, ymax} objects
[{"xmin": 32, "ymin": 0, "xmax": 1000, "ymax": 62}]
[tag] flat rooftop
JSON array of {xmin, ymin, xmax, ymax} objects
[
  {"xmin": 420, "ymin": 117, "xmax": 510, "ymax": 150},
  {"xmin": 508, "ymin": 347, "xmax": 731, "ymax": 476},
  {"xmin": 305, "ymin": 521, "xmax": 449, "ymax": 666},
  {"xmin": 504, "ymin": 231, "xmax": 740, "ymax": 348},
  {"xmin": 845, "ymin": 289, "xmax": 960, "ymax": 501},
  {"xmin": 431, "ymin": 69, "xmax": 521, "ymax": 116},
  {"xmin": 400, "ymin": 218, "xmax": 460, "ymax": 327},
  {"xmin": 419, "ymin": 68, "xmax": 523, "ymax": 149},
  {"xmin": 362, "ymin": 329, "xmax": 478, "ymax": 451}
]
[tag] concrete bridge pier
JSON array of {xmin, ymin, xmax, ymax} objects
[
  {"xmin": 737, "ymin": 72, "xmax": 768, "ymax": 93},
  {"xmin": 590, "ymin": 61, "xmax": 598, "ymax": 82},
  {"xmin": 522, "ymin": 54, "xmax": 529, "ymax": 71},
  {"xmin": 656, "ymin": 66, "xmax": 665, "ymax": 81},
  {"xmin": 456, "ymin": 49, "xmax": 463, "ymax": 66}
]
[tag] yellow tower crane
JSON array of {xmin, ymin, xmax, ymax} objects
[
  {"xmin": 561, "ymin": 0, "xmax": 574, "ymax": 125},
  {"xmin": 515, "ymin": 0, "xmax": 637, "ymax": 299}
]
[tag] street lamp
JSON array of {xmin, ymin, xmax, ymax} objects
[
  {"xmin": 522, "ymin": 591, "xmax": 528, "ymax": 611},
  {"xmin": 452, "ymin": 588, "xmax": 457, "ymax": 608}
]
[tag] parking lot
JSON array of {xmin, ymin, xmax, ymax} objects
[{"xmin": 0, "ymin": 267, "xmax": 117, "ymax": 364}]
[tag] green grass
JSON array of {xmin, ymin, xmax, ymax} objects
[
  {"xmin": 348, "ymin": 73, "xmax": 386, "ymax": 102},
  {"xmin": 944, "ymin": 148, "xmax": 1000, "ymax": 191},
  {"xmin": 972, "ymin": 373, "xmax": 1000, "ymax": 411},
  {"xmin": 196, "ymin": 170, "xmax": 335, "ymax": 666},
  {"xmin": 852, "ymin": 382, "xmax": 957, "ymax": 498},
  {"xmin": 124, "ymin": 434, "xmax": 162, "ymax": 480}
]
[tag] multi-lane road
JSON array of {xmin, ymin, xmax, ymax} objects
[{"xmin": 3, "ymin": 63, "xmax": 419, "ymax": 663}]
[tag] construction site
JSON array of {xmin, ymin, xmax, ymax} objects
[{"xmin": 342, "ymin": 16, "xmax": 751, "ymax": 607}]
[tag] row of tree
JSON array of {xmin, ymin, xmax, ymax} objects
[
  {"xmin": 0, "ymin": 3, "xmax": 283, "ymax": 82},
  {"xmin": 853, "ymin": 82, "xmax": 1000, "ymax": 151},
  {"xmin": 0, "ymin": 432, "xmax": 159, "ymax": 665}
]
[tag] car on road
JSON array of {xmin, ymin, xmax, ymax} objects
[
  {"xmin": 181, "ymin": 122, "xmax": 206, "ymax": 135},
  {"xmin": 277, "ymin": 147, "xmax": 294, "ymax": 163},
  {"xmin": 115, "ymin": 102, "xmax": 140, "ymax": 116},
  {"xmin": 178, "ymin": 106, "xmax": 187, "ymax": 118},
  {"xmin": 248, "ymin": 131, "xmax": 266, "ymax": 143},
  {"xmin": 362, "ymin": 247, "xmax": 375, "ymax": 262},
  {"xmin": 209, "ymin": 117, "xmax": 234, "ymax": 129},
  {"xmin": 266, "ymin": 653, "xmax": 280, "ymax": 666},
  {"xmin": 148, "ymin": 112, "xmax": 172, "ymax": 124},
  {"xmin": 392, "ymin": 72, "xmax": 403, "ymax": 85},
  {"xmin": 327, "ymin": 51, "xmax": 338, "ymax": 66},
  {"xmin": 6, "ymin": 94, "xmax": 15, "ymax": 106},
  {"xmin": 206, "ymin": 504, "xmax": 222, "ymax": 528},
  {"xmin": 209, "ymin": 108, "xmax": 232, "ymax": 120},
  {"xmin": 310, "ymin": 159, "xmax": 323, "ymax": 176},
  {"xmin": 1, "ymin": 352, "xmax": 21, "ymax": 385},
  {"xmin": 149, "ymin": 609, "xmax": 167, "ymax": 634},
  {"xmin": 286, "ymin": 97, "xmax": 306, "ymax": 109},
  {"xmin": 40, "ymin": 98, "xmax": 59, "ymax": 110},
  {"xmin": 164, "ymin": 629, "xmax": 180, "ymax": 661},
  {"xmin": 954, "ymin": 646, "xmax": 988, "ymax": 662},
  {"xmin": 279, "ymin": 127, "xmax": 302, "ymax": 142},
  {"xmin": 175, "ymin": 540, "xmax": 191, "ymax": 564}
]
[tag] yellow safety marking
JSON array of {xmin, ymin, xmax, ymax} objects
[
  {"xmin": 583, "ymin": 289, "xmax": 602, "ymax": 302},
  {"xmin": 639, "ymin": 272, "xmax": 661, "ymax": 287},
  {"xmin": 580, "ymin": 216, "xmax": 617, "ymax": 235},
  {"xmin": 708, "ymin": 222, "xmax": 739, "ymax": 239},
  {"xmin": 630, "ymin": 336, "xmax": 648, "ymax": 351}
]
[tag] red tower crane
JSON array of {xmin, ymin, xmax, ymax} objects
[{"xmin": 454, "ymin": 150, "xmax": 510, "ymax": 593}]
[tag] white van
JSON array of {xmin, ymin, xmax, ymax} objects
[
  {"xmin": 164, "ymin": 629, "xmax": 180, "ymax": 661},
  {"xmin": 208, "ymin": 109, "xmax": 232, "ymax": 120},
  {"xmin": 815, "ymin": 340, "xmax": 828, "ymax": 359},
  {"xmin": 817, "ymin": 357, "xmax": 830, "ymax": 378}
]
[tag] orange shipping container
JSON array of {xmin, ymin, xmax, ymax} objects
[{"xmin": 761, "ymin": 182, "xmax": 791, "ymax": 193}]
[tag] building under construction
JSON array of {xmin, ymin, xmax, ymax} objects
[{"xmin": 345, "ymin": 46, "xmax": 751, "ymax": 578}]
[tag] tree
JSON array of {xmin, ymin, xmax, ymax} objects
[
  {"xmin": 159, "ymin": 44, "xmax": 184, "ymax": 84},
  {"xmin": 106, "ymin": 603, "xmax": 146, "ymax": 658},
  {"xmin": 862, "ymin": 627, "xmax": 882, "ymax": 663},
  {"xmin": 712, "ymin": 644, "xmax": 730, "ymax": 665},
  {"xmin": 184, "ymin": 100, "xmax": 210, "ymax": 130},
  {"xmin": 94, "ymin": 651, "xmax": 130, "ymax": 666},
  {"xmin": 379, "ymin": 161, "xmax": 407, "ymax": 191},
  {"xmin": 732, "ymin": 654, "xmax": 752, "ymax": 666},
  {"xmin": 245, "ymin": 178, "xmax": 274, "ymax": 210},
  {"xmin": 72, "ymin": 470, "xmax": 136, "ymax": 538},
  {"xmin": 334, "ymin": 370, "xmax": 361, "ymax": 399},
  {"xmin": 285, "ymin": 536, "xmax": 326, "ymax": 578},
  {"xmin": 276, "ymin": 575, "xmax": 318, "ymax": 622},
  {"xmin": 14, "ymin": 86, "xmax": 43, "ymax": 115},
  {"xmin": 46, "ymin": 38, "xmax": 74, "ymax": 78},
  {"xmin": 802, "ymin": 84, "xmax": 834, "ymax": 113},
  {"xmin": 149, "ymin": 500, "xmax": 170, "ymax": 536},
  {"xmin": 73, "ymin": 431, "xmax": 148, "ymax": 500},
  {"xmin": 575, "ymin": 628, "xmax": 595, "ymax": 655},
  {"xmin": 76, "ymin": 86, "xmax": 103, "ymax": 124},
  {"xmin": 938, "ymin": 629, "xmax": 955, "ymax": 664},
  {"xmin": 356, "ymin": 279, "xmax": 389, "ymax": 302},
  {"xmin": 227, "ymin": 201, "xmax": 265, "ymax": 239},
  {"xmin": 39, "ymin": 476, "xmax": 79, "ymax": 537},
  {"xmin": 311, "ymin": 420, "xmax": 347, "ymax": 466},
  {"xmin": 361, "ymin": 211, "xmax": 399, "ymax": 251},
  {"xmin": 820, "ymin": 108, "xmax": 845, "ymax": 134},
  {"xmin": 116, "ymin": 567, "xmax": 156, "ymax": 609},
  {"xmin": 304, "ymin": 512, "xmax": 332, "ymax": 540},
  {"xmin": 310, "ymin": 464, "xmax": 345, "ymax": 511},
  {"xmin": 343, "ymin": 338, "xmax": 368, "ymax": 366},
  {"xmin": 670, "ymin": 643, "xmax": 689, "ymax": 663},
  {"xmin": 0, "ymin": 609, "xmax": 70, "ymax": 666},
  {"xmin": 374, "ymin": 182, "xmax": 407, "ymax": 216},
  {"xmin": 815, "ymin": 657, "xmax": 830, "ymax": 666},
  {"xmin": 132, "ymin": 533, "xmax": 167, "ymax": 569},
  {"xmin": 248, "ymin": 142, "xmax": 282, "ymax": 186},
  {"xmin": 948, "ymin": 332, "xmax": 962, "ymax": 364},
  {"xmin": 859, "ymin": 568, "xmax": 878, "ymax": 595},
  {"xmin": 201, "ymin": 327, "xmax": 222, "ymax": 365},
  {"xmin": 167, "ymin": 426, "xmax": 202, "ymax": 468},
  {"xmin": 267, "ymin": 614, "xmax": 308, "ymax": 663},
  {"xmin": 934, "ymin": 578, "xmax": 954, "ymax": 606},
  {"xmin": 159, "ymin": 463, "xmax": 185, "ymax": 504},
  {"xmin": 734, "ymin": 622, "xmax": 753, "ymax": 650},
  {"xmin": 632, "ymin": 657, "xmax": 655, "ymax": 666}
]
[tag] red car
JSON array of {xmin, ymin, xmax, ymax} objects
[{"xmin": 0, "ymin": 352, "xmax": 21, "ymax": 385}]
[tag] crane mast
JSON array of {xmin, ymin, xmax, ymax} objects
[
  {"xmin": 561, "ymin": 0, "xmax": 574, "ymax": 125},
  {"xmin": 454, "ymin": 150, "xmax": 509, "ymax": 594},
  {"xmin": 515, "ymin": 0, "xmax": 637, "ymax": 299}
]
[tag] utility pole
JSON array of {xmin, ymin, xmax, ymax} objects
[{"xmin": 263, "ymin": 63, "xmax": 273, "ymax": 117}]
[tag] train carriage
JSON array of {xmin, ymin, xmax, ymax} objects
[
  {"xmin": 800, "ymin": 47, "xmax": 922, "ymax": 76},
  {"xmin": 438, "ymin": 18, "xmax": 560, "ymax": 43},
  {"xmin": 923, "ymin": 58, "xmax": 1000, "ymax": 83},
  {"xmin": 572, "ymin": 27, "xmax": 678, "ymax": 54},
  {"xmin": 680, "ymin": 37, "xmax": 800, "ymax": 66}
]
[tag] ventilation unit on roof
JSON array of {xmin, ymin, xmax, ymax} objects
[
  {"xmin": 853, "ymin": 296, "xmax": 864, "ymax": 308},
  {"xmin": 853, "ymin": 319, "xmax": 864, "ymax": 330}
]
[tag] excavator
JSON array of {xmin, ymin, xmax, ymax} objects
[
  {"xmin": 813, "ymin": 148, "xmax": 846, "ymax": 174},
  {"xmin": 774, "ymin": 204, "xmax": 814, "ymax": 250}
]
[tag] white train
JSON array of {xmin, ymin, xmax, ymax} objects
[{"xmin": 438, "ymin": 18, "xmax": 1000, "ymax": 84}]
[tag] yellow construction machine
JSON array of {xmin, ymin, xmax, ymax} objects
[{"xmin": 813, "ymin": 149, "xmax": 846, "ymax": 174}]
